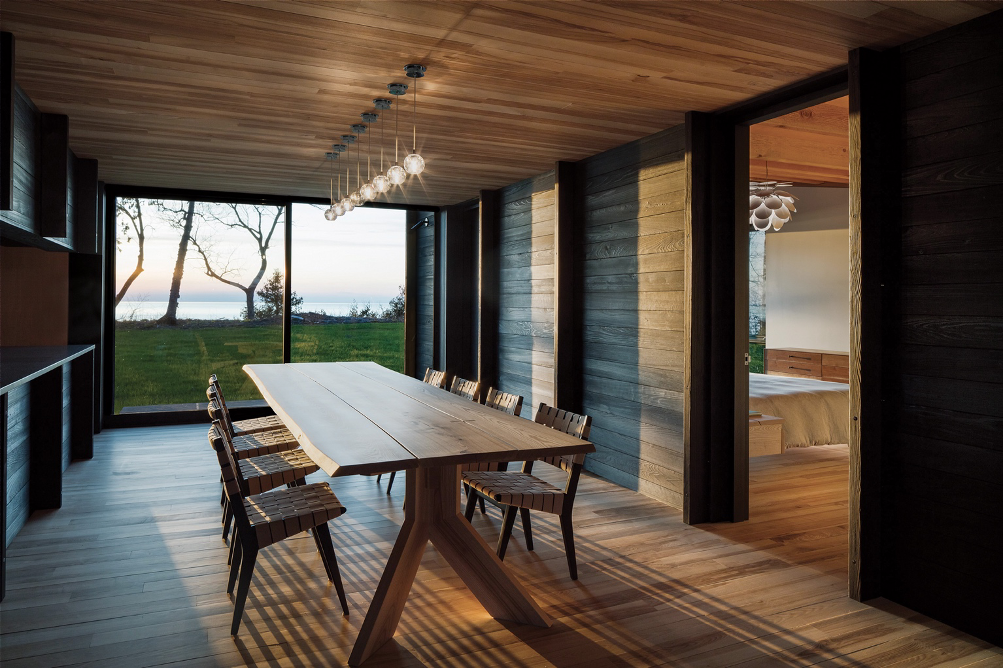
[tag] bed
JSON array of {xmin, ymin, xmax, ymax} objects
[{"xmin": 749, "ymin": 374, "xmax": 849, "ymax": 449}]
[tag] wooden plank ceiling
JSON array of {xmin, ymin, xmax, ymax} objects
[
  {"xmin": 751, "ymin": 97, "xmax": 850, "ymax": 186},
  {"xmin": 2, "ymin": 1, "xmax": 992, "ymax": 205}
]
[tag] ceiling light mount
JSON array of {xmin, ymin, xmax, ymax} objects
[
  {"xmin": 361, "ymin": 112, "xmax": 379, "ymax": 123},
  {"xmin": 350, "ymin": 123, "xmax": 367, "ymax": 134},
  {"xmin": 387, "ymin": 83, "xmax": 408, "ymax": 96},
  {"xmin": 341, "ymin": 134, "xmax": 356, "ymax": 144},
  {"xmin": 373, "ymin": 98, "xmax": 393, "ymax": 110},
  {"xmin": 331, "ymin": 143, "xmax": 347, "ymax": 152},
  {"xmin": 404, "ymin": 64, "xmax": 426, "ymax": 79}
]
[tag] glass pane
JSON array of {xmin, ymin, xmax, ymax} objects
[
  {"xmin": 114, "ymin": 198, "xmax": 285, "ymax": 412},
  {"xmin": 749, "ymin": 229, "xmax": 766, "ymax": 374},
  {"xmin": 290, "ymin": 203, "xmax": 405, "ymax": 371}
]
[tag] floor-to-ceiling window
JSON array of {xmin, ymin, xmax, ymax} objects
[
  {"xmin": 113, "ymin": 197, "xmax": 285, "ymax": 413},
  {"xmin": 289, "ymin": 203, "xmax": 405, "ymax": 371}
]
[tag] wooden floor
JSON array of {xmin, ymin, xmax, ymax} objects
[{"xmin": 1, "ymin": 427, "xmax": 997, "ymax": 667}]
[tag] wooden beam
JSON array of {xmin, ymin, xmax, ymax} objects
[
  {"xmin": 848, "ymin": 47, "xmax": 898, "ymax": 602},
  {"xmin": 553, "ymin": 161, "xmax": 580, "ymax": 412},
  {"xmin": 442, "ymin": 199, "xmax": 479, "ymax": 380},
  {"xmin": 282, "ymin": 203, "xmax": 291, "ymax": 363},
  {"xmin": 69, "ymin": 351, "xmax": 94, "ymax": 460},
  {"xmin": 28, "ymin": 368, "xmax": 63, "ymax": 511},
  {"xmin": 39, "ymin": 113, "xmax": 69, "ymax": 239},
  {"xmin": 478, "ymin": 189, "xmax": 499, "ymax": 390},
  {"xmin": 404, "ymin": 209, "xmax": 419, "ymax": 378},
  {"xmin": 1, "ymin": 32, "xmax": 13, "ymax": 211}
]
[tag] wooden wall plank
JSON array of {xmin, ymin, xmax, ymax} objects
[
  {"xmin": 414, "ymin": 212, "xmax": 436, "ymax": 378},
  {"xmin": 1, "ymin": 32, "xmax": 13, "ymax": 211},
  {"xmin": 38, "ymin": 112, "xmax": 69, "ymax": 240}
]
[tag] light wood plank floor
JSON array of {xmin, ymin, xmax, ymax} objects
[{"xmin": 2, "ymin": 427, "xmax": 997, "ymax": 667}]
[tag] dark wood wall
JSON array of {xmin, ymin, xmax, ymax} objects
[
  {"xmin": 576, "ymin": 127, "xmax": 687, "ymax": 508},
  {"xmin": 0, "ymin": 245, "xmax": 69, "ymax": 346},
  {"xmin": 414, "ymin": 212, "xmax": 436, "ymax": 378},
  {"xmin": 882, "ymin": 12, "xmax": 1001, "ymax": 644},
  {"xmin": 4, "ymin": 385, "xmax": 29, "ymax": 548},
  {"xmin": 496, "ymin": 171, "xmax": 556, "ymax": 414}
]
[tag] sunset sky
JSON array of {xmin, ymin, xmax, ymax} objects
[{"xmin": 114, "ymin": 200, "xmax": 406, "ymax": 309}]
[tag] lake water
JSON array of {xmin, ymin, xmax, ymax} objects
[{"xmin": 117, "ymin": 301, "xmax": 390, "ymax": 320}]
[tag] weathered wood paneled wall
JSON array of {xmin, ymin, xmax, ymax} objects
[
  {"xmin": 884, "ymin": 12, "xmax": 1002, "ymax": 644},
  {"xmin": 414, "ymin": 214, "xmax": 436, "ymax": 377},
  {"xmin": 496, "ymin": 172, "xmax": 556, "ymax": 414},
  {"xmin": 4, "ymin": 385, "xmax": 29, "ymax": 548},
  {"xmin": 8, "ymin": 84, "xmax": 38, "ymax": 232},
  {"xmin": 576, "ymin": 127, "xmax": 687, "ymax": 509}
]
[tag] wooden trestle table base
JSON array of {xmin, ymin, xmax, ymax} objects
[{"xmin": 243, "ymin": 362, "xmax": 594, "ymax": 665}]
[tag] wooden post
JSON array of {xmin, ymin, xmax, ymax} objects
[
  {"xmin": 553, "ymin": 161, "xmax": 581, "ymax": 412},
  {"xmin": 72, "ymin": 157, "xmax": 100, "ymax": 254},
  {"xmin": 69, "ymin": 350, "xmax": 94, "ymax": 460},
  {"xmin": 478, "ymin": 189, "xmax": 499, "ymax": 390},
  {"xmin": 848, "ymin": 47, "xmax": 897, "ymax": 602},
  {"xmin": 404, "ymin": 210, "xmax": 419, "ymax": 377},
  {"xmin": 282, "ymin": 202, "xmax": 292, "ymax": 363}
]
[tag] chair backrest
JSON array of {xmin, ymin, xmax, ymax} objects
[
  {"xmin": 484, "ymin": 387, "xmax": 523, "ymax": 417},
  {"xmin": 208, "ymin": 374, "xmax": 236, "ymax": 428},
  {"xmin": 206, "ymin": 384, "xmax": 235, "ymax": 436},
  {"xmin": 208, "ymin": 409, "xmax": 253, "ymax": 532},
  {"xmin": 449, "ymin": 376, "xmax": 481, "ymax": 402},
  {"xmin": 533, "ymin": 403, "xmax": 592, "ymax": 471},
  {"xmin": 423, "ymin": 368, "xmax": 448, "ymax": 389}
]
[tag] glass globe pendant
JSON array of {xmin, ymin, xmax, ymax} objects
[
  {"xmin": 387, "ymin": 164, "xmax": 407, "ymax": 185},
  {"xmin": 334, "ymin": 202, "xmax": 345, "ymax": 217},
  {"xmin": 403, "ymin": 64, "xmax": 427, "ymax": 176},
  {"xmin": 372, "ymin": 173, "xmax": 390, "ymax": 193},
  {"xmin": 360, "ymin": 182, "xmax": 376, "ymax": 201},
  {"xmin": 341, "ymin": 196, "xmax": 354, "ymax": 212},
  {"xmin": 323, "ymin": 152, "xmax": 339, "ymax": 220},
  {"xmin": 350, "ymin": 191, "xmax": 363, "ymax": 206},
  {"xmin": 371, "ymin": 98, "xmax": 393, "ymax": 194},
  {"xmin": 324, "ymin": 206, "xmax": 337, "ymax": 221},
  {"xmin": 333, "ymin": 172, "xmax": 345, "ymax": 217}
]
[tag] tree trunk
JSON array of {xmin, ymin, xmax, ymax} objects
[
  {"xmin": 160, "ymin": 200, "xmax": 195, "ymax": 325},
  {"xmin": 245, "ymin": 288, "xmax": 255, "ymax": 320}
]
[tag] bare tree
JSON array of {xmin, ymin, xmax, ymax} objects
[
  {"xmin": 114, "ymin": 198, "xmax": 148, "ymax": 306},
  {"xmin": 157, "ymin": 200, "xmax": 196, "ymax": 325},
  {"xmin": 190, "ymin": 204, "xmax": 283, "ymax": 320}
]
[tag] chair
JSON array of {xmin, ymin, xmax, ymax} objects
[
  {"xmin": 208, "ymin": 374, "xmax": 286, "ymax": 437},
  {"xmin": 422, "ymin": 367, "xmax": 449, "ymax": 389},
  {"xmin": 208, "ymin": 397, "xmax": 321, "ymax": 541},
  {"xmin": 449, "ymin": 376, "xmax": 481, "ymax": 402},
  {"xmin": 463, "ymin": 403, "xmax": 591, "ymax": 580},
  {"xmin": 461, "ymin": 387, "xmax": 523, "ymax": 515},
  {"xmin": 209, "ymin": 407, "xmax": 349, "ymax": 635}
]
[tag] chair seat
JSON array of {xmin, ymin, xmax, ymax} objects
[
  {"xmin": 209, "ymin": 424, "xmax": 300, "ymax": 459},
  {"xmin": 232, "ymin": 414, "xmax": 286, "ymax": 436},
  {"xmin": 462, "ymin": 470, "xmax": 566, "ymax": 514},
  {"xmin": 239, "ymin": 450, "xmax": 320, "ymax": 495},
  {"xmin": 244, "ymin": 482, "xmax": 346, "ymax": 549},
  {"xmin": 460, "ymin": 461, "xmax": 506, "ymax": 472}
]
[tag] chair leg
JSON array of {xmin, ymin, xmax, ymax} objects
[
  {"xmin": 227, "ymin": 524, "xmax": 238, "ymax": 564},
  {"xmin": 222, "ymin": 502, "xmax": 233, "ymax": 540},
  {"xmin": 496, "ymin": 506, "xmax": 518, "ymax": 560},
  {"xmin": 231, "ymin": 544, "xmax": 259, "ymax": 635},
  {"xmin": 520, "ymin": 508, "xmax": 534, "ymax": 551},
  {"xmin": 478, "ymin": 496, "xmax": 487, "ymax": 515},
  {"xmin": 220, "ymin": 484, "xmax": 226, "ymax": 506},
  {"xmin": 387, "ymin": 471, "xmax": 396, "ymax": 494},
  {"xmin": 315, "ymin": 523, "xmax": 349, "ymax": 615},
  {"xmin": 559, "ymin": 512, "xmax": 577, "ymax": 580},
  {"xmin": 464, "ymin": 488, "xmax": 479, "ymax": 521},
  {"xmin": 376, "ymin": 473, "xmax": 382, "ymax": 483},
  {"xmin": 228, "ymin": 538, "xmax": 243, "ymax": 594}
]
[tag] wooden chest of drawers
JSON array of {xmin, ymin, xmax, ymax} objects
[{"xmin": 766, "ymin": 348, "xmax": 849, "ymax": 383}]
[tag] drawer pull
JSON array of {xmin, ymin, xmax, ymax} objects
[
  {"xmin": 789, "ymin": 366, "xmax": 812, "ymax": 373},
  {"xmin": 790, "ymin": 355, "xmax": 812, "ymax": 360}
]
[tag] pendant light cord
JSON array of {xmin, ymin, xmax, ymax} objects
[{"xmin": 412, "ymin": 75, "xmax": 418, "ymax": 153}]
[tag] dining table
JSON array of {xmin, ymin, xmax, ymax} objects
[{"xmin": 243, "ymin": 361, "xmax": 595, "ymax": 665}]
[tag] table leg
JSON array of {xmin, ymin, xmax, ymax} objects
[{"xmin": 348, "ymin": 465, "xmax": 551, "ymax": 665}]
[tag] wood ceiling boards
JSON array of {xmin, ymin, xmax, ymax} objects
[
  {"xmin": 750, "ymin": 97, "xmax": 850, "ymax": 186},
  {"xmin": 2, "ymin": 1, "xmax": 993, "ymax": 205}
]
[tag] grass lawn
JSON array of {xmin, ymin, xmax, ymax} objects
[
  {"xmin": 749, "ymin": 342, "xmax": 765, "ymax": 374},
  {"xmin": 114, "ymin": 322, "xmax": 404, "ymax": 412}
]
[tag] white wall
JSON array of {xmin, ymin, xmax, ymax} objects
[{"xmin": 765, "ymin": 187, "xmax": 849, "ymax": 353}]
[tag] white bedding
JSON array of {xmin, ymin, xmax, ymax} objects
[{"xmin": 749, "ymin": 374, "xmax": 849, "ymax": 449}]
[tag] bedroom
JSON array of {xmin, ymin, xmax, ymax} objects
[{"xmin": 744, "ymin": 97, "xmax": 852, "ymax": 561}]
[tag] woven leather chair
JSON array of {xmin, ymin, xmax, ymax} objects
[
  {"xmin": 461, "ymin": 388, "xmax": 524, "ymax": 516},
  {"xmin": 463, "ymin": 403, "xmax": 591, "ymax": 580},
  {"xmin": 208, "ymin": 396, "xmax": 321, "ymax": 541},
  {"xmin": 449, "ymin": 376, "xmax": 481, "ymax": 402},
  {"xmin": 422, "ymin": 367, "xmax": 449, "ymax": 389},
  {"xmin": 208, "ymin": 374, "xmax": 285, "ymax": 437},
  {"xmin": 210, "ymin": 407, "xmax": 349, "ymax": 635}
]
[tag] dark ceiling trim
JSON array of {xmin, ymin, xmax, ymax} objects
[{"xmin": 715, "ymin": 65, "xmax": 849, "ymax": 126}]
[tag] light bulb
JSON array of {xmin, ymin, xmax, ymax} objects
[
  {"xmin": 372, "ymin": 174, "xmax": 390, "ymax": 193},
  {"xmin": 360, "ymin": 182, "xmax": 376, "ymax": 201},
  {"xmin": 387, "ymin": 164, "xmax": 407, "ymax": 185},
  {"xmin": 334, "ymin": 202, "xmax": 345, "ymax": 216},
  {"xmin": 403, "ymin": 152, "xmax": 425, "ymax": 175},
  {"xmin": 341, "ymin": 197, "xmax": 354, "ymax": 212},
  {"xmin": 350, "ymin": 191, "xmax": 363, "ymax": 206},
  {"xmin": 324, "ymin": 206, "xmax": 337, "ymax": 221}
]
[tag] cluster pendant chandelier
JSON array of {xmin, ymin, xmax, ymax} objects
[
  {"xmin": 749, "ymin": 181, "xmax": 798, "ymax": 231},
  {"xmin": 323, "ymin": 64, "xmax": 426, "ymax": 221}
]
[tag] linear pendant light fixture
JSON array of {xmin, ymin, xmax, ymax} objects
[{"xmin": 322, "ymin": 65, "xmax": 426, "ymax": 220}]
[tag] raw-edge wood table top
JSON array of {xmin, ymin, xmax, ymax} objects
[
  {"xmin": 243, "ymin": 361, "xmax": 594, "ymax": 476},
  {"xmin": 243, "ymin": 361, "xmax": 595, "ymax": 665}
]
